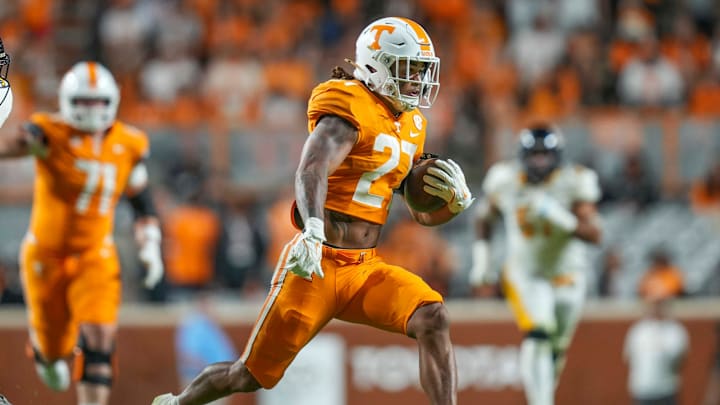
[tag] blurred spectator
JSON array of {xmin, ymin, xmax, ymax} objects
[
  {"xmin": 637, "ymin": 247, "xmax": 685, "ymax": 300},
  {"xmin": 618, "ymin": 33, "xmax": 685, "ymax": 108},
  {"xmin": 566, "ymin": 28, "xmax": 612, "ymax": 106},
  {"xmin": 554, "ymin": 0, "xmax": 601, "ymax": 33},
  {"xmin": 688, "ymin": 69, "xmax": 720, "ymax": 117},
  {"xmin": 175, "ymin": 292, "xmax": 237, "ymax": 405},
  {"xmin": 162, "ymin": 161, "xmax": 222, "ymax": 293},
  {"xmin": 598, "ymin": 247, "xmax": 623, "ymax": 298},
  {"xmin": 602, "ymin": 151, "xmax": 660, "ymax": 212},
  {"xmin": 264, "ymin": 189, "xmax": 297, "ymax": 277},
  {"xmin": 508, "ymin": 9, "xmax": 566, "ymax": 92},
  {"xmin": 202, "ymin": 26, "xmax": 267, "ymax": 126},
  {"xmin": 689, "ymin": 162, "xmax": 720, "ymax": 214},
  {"xmin": 660, "ymin": 13, "xmax": 712, "ymax": 87},
  {"xmin": 139, "ymin": 32, "xmax": 201, "ymax": 105},
  {"xmin": 0, "ymin": 259, "xmax": 23, "ymax": 305},
  {"xmin": 615, "ymin": 0, "xmax": 655, "ymax": 44},
  {"xmin": 214, "ymin": 195, "xmax": 267, "ymax": 297},
  {"xmin": 148, "ymin": 0, "xmax": 204, "ymax": 59},
  {"xmin": 623, "ymin": 295, "xmax": 688, "ymax": 405},
  {"xmin": 98, "ymin": 0, "xmax": 152, "ymax": 77},
  {"xmin": 607, "ymin": 0, "xmax": 653, "ymax": 76},
  {"xmin": 504, "ymin": 0, "xmax": 600, "ymax": 34}
]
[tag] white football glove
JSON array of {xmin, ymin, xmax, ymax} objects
[
  {"xmin": 468, "ymin": 239, "xmax": 491, "ymax": 287},
  {"xmin": 281, "ymin": 217, "xmax": 325, "ymax": 280},
  {"xmin": 528, "ymin": 192, "xmax": 578, "ymax": 233},
  {"xmin": 423, "ymin": 159, "xmax": 475, "ymax": 214},
  {"xmin": 137, "ymin": 223, "xmax": 164, "ymax": 289},
  {"xmin": 0, "ymin": 38, "xmax": 13, "ymax": 130},
  {"xmin": 151, "ymin": 393, "xmax": 179, "ymax": 405},
  {"xmin": 0, "ymin": 83, "xmax": 13, "ymax": 129}
]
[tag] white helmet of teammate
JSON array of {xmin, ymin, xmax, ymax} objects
[
  {"xmin": 59, "ymin": 61, "xmax": 119, "ymax": 132},
  {"xmin": 0, "ymin": 39, "xmax": 13, "ymax": 129},
  {"xmin": 352, "ymin": 17, "xmax": 440, "ymax": 112}
]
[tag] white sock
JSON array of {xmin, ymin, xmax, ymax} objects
[
  {"xmin": 35, "ymin": 359, "xmax": 70, "ymax": 392},
  {"xmin": 520, "ymin": 338, "xmax": 554, "ymax": 405}
]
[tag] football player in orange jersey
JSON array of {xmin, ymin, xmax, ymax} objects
[
  {"xmin": 0, "ymin": 57, "xmax": 164, "ymax": 405},
  {"xmin": 153, "ymin": 17, "xmax": 473, "ymax": 405}
]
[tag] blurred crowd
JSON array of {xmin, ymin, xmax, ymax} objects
[{"xmin": 1, "ymin": 0, "xmax": 720, "ymax": 304}]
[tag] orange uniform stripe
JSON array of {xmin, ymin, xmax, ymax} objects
[
  {"xmin": 502, "ymin": 273, "xmax": 535, "ymax": 331},
  {"xmin": 240, "ymin": 233, "xmax": 299, "ymax": 362},
  {"xmin": 87, "ymin": 62, "xmax": 97, "ymax": 88}
]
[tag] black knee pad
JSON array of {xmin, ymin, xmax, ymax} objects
[
  {"xmin": 526, "ymin": 329, "xmax": 551, "ymax": 341},
  {"xmin": 74, "ymin": 335, "xmax": 115, "ymax": 387}
]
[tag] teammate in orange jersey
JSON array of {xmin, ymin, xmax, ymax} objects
[
  {"xmin": 153, "ymin": 16, "xmax": 474, "ymax": 405},
  {"xmin": 0, "ymin": 57, "xmax": 163, "ymax": 405}
]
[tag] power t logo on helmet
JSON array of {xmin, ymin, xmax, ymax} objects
[
  {"xmin": 352, "ymin": 17, "xmax": 440, "ymax": 112},
  {"xmin": 368, "ymin": 24, "xmax": 395, "ymax": 50}
]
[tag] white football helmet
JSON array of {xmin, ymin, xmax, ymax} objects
[
  {"xmin": 59, "ymin": 61, "xmax": 119, "ymax": 132},
  {"xmin": 352, "ymin": 17, "xmax": 440, "ymax": 112},
  {"xmin": 0, "ymin": 39, "xmax": 13, "ymax": 128}
]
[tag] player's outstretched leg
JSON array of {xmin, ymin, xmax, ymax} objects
[
  {"xmin": 520, "ymin": 330, "xmax": 555, "ymax": 405},
  {"xmin": 406, "ymin": 302, "xmax": 457, "ymax": 405},
  {"xmin": 153, "ymin": 359, "xmax": 261, "ymax": 405}
]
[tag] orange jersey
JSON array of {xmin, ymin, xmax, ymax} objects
[
  {"xmin": 27, "ymin": 112, "xmax": 149, "ymax": 252},
  {"xmin": 307, "ymin": 79, "xmax": 427, "ymax": 224}
]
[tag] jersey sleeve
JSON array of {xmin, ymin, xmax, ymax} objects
[
  {"xmin": 135, "ymin": 130, "xmax": 150, "ymax": 162},
  {"xmin": 307, "ymin": 81, "xmax": 361, "ymax": 138},
  {"xmin": 121, "ymin": 122, "xmax": 150, "ymax": 163},
  {"xmin": 28, "ymin": 113, "xmax": 58, "ymax": 144},
  {"xmin": 482, "ymin": 162, "xmax": 514, "ymax": 201},
  {"xmin": 573, "ymin": 166, "xmax": 601, "ymax": 203}
]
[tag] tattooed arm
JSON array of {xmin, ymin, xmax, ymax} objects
[{"xmin": 294, "ymin": 115, "xmax": 357, "ymax": 223}]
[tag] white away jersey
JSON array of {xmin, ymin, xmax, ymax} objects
[{"xmin": 482, "ymin": 160, "xmax": 601, "ymax": 277}]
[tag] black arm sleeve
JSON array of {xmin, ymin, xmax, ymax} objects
[{"xmin": 128, "ymin": 187, "xmax": 157, "ymax": 218}]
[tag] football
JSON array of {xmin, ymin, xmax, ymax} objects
[{"xmin": 403, "ymin": 158, "xmax": 446, "ymax": 213}]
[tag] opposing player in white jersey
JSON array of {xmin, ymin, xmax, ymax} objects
[{"xmin": 470, "ymin": 124, "xmax": 602, "ymax": 405}]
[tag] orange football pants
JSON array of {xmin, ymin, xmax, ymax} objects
[
  {"xmin": 241, "ymin": 237, "xmax": 444, "ymax": 388},
  {"xmin": 19, "ymin": 235, "xmax": 121, "ymax": 360}
]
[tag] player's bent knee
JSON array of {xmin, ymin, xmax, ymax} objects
[
  {"xmin": 73, "ymin": 338, "xmax": 114, "ymax": 387},
  {"xmin": 408, "ymin": 303, "xmax": 450, "ymax": 338},
  {"xmin": 526, "ymin": 329, "xmax": 551, "ymax": 341},
  {"xmin": 227, "ymin": 361, "xmax": 261, "ymax": 393}
]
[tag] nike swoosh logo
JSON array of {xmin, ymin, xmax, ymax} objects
[{"xmin": 410, "ymin": 131, "xmax": 420, "ymax": 138}]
